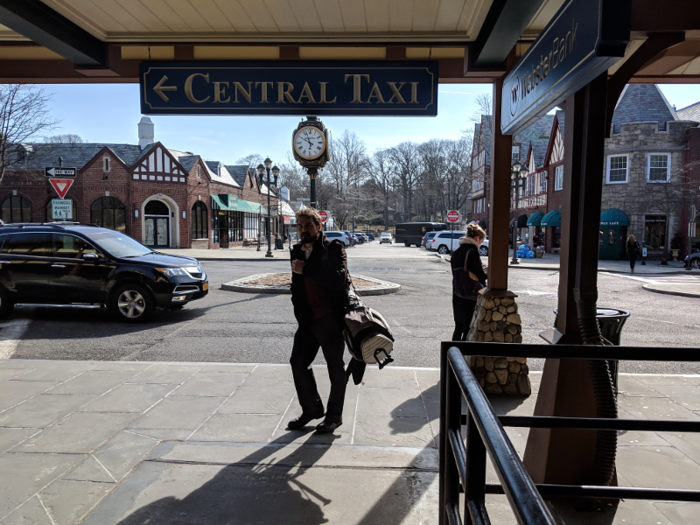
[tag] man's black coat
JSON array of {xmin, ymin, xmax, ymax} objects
[{"xmin": 290, "ymin": 233, "xmax": 349, "ymax": 327}]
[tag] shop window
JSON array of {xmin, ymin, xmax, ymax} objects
[
  {"xmin": 648, "ymin": 154, "xmax": 670, "ymax": 182},
  {"xmin": 554, "ymin": 165, "xmax": 564, "ymax": 191},
  {"xmin": 607, "ymin": 155, "xmax": 628, "ymax": 183},
  {"xmin": 1, "ymin": 196, "xmax": 32, "ymax": 223},
  {"xmin": 191, "ymin": 201, "xmax": 208, "ymax": 239},
  {"xmin": 644, "ymin": 215, "xmax": 666, "ymax": 249},
  {"xmin": 91, "ymin": 196, "xmax": 126, "ymax": 232}
]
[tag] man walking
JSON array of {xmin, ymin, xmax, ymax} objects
[{"xmin": 288, "ymin": 208, "xmax": 349, "ymax": 433}]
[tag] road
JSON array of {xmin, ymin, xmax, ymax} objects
[{"xmin": 6, "ymin": 243, "xmax": 700, "ymax": 374}]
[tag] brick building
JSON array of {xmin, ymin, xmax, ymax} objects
[{"xmin": 0, "ymin": 118, "xmax": 282, "ymax": 250}]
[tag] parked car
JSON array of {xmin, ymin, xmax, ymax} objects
[
  {"xmin": 422, "ymin": 231, "xmax": 437, "ymax": 249},
  {"xmin": 0, "ymin": 223, "xmax": 208, "ymax": 322},
  {"xmin": 395, "ymin": 222, "xmax": 447, "ymax": 247},
  {"xmin": 366, "ymin": 233, "xmax": 375, "ymax": 241},
  {"xmin": 685, "ymin": 250, "xmax": 700, "ymax": 270},
  {"xmin": 352, "ymin": 233, "xmax": 364, "ymax": 244},
  {"xmin": 428, "ymin": 231, "xmax": 465, "ymax": 254},
  {"xmin": 324, "ymin": 231, "xmax": 350, "ymax": 247},
  {"xmin": 380, "ymin": 233, "xmax": 393, "ymax": 244},
  {"xmin": 343, "ymin": 231, "xmax": 356, "ymax": 246}
]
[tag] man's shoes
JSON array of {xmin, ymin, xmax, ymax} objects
[
  {"xmin": 316, "ymin": 417, "xmax": 342, "ymax": 433},
  {"xmin": 287, "ymin": 412, "xmax": 325, "ymax": 430}
]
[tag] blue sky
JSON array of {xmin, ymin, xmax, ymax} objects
[{"xmin": 42, "ymin": 83, "xmax": 698, "ymax": 167}]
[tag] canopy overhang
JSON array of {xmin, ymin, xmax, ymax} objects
[
  {"xmin": 540, "ymin": 210, "xmax": 561, "ymax": 227},
  {"xmin": 527, "ymin": 211, "xmax": 545, "ymax": 226}
]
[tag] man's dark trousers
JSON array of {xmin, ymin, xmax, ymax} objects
[{"xmin": 290, "ymin": 314, "xmax": 346, "ymax": 420}]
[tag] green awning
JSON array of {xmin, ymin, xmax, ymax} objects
[
  {"xmin": 212, "ymin": 195, "xmax": 264, "ymax": 214},
  {"xmin": 211, "ymin": 194, "xmax": 228, "ymax": 210},
  {"xmin": 600, "ymin": 208, "xmax": 630, "ymax": 226},
  {"xmin": 540, "ymin": 210, "xmax": 561, "ymax": 227},
  {"xmin": 527, "ymin": 211, "xmax": 544, "ymax": 226}
]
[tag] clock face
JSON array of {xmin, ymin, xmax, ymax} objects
[{"xmin": 294, "ymin": 126, "xmax": 326, "ymax": 160}]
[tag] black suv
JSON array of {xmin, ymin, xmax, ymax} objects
[{"xmin": 0, "ymin": 223, "xmax": 208, "ymax": 322}]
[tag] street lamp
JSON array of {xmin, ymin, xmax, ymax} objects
[
  {"xmin": 257, "ymin": 158, "xmax": 279, "ymax": 258},
  {"xmin": 510, "ymin": 162, "xmax": 529, "ymax": 265}
]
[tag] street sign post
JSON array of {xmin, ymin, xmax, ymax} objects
[
  {"xmin": 318, "ymin": 210, "xmax": 328, "ymax": 222},
  {"xmin": 446, "ymin": 210, "xmax": 461, "ymax": 223},
  {"xmin": 48, "ymin": 179, "xmax": 74, "ymax": 199},
  {"xmin": 51, "ymin": 199, "xmax": 73, "ymax": 220},
  {"xmin": 45, "ymin": 167, "xmax": 77, "ymax": 178}
]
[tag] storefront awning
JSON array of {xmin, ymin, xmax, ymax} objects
[
  {"xmin": 279, "ymin": 200, "xmax": 295, "ymax": 217},
  {"xmin": 212, "ymin": 195, "xmax": 264, "ymax": 214},
  {"xmin": 600, "ymin": 208, "xmax": 630, "ymax": 226},
  {"xmin": 540, "ymin": 210, "xmax": 561, "ymax": 227},
  {"xmin": 527, "ymin": 211, "xmax": 545, "ymax": 226}
]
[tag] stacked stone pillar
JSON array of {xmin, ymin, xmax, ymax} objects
[{"xmin": 466, "ymin": 294, "xmax": 531, "ymax": 396}]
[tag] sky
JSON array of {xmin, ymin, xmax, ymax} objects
[{"xmin": 41, "ymin": 82, "xmax": 699, "ymax": 168}]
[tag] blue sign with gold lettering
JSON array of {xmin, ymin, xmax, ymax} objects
[
  {"xmin": 501, "ymin": 0, "xmax": 629, "ymax": 135},
  {"xmin": 140, "ymin": 61, "xmax": 438, "ymax": 117}
]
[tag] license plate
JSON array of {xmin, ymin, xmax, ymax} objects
[{"xmin": 202, "ymin": 282, "xmax": 209, "ymax": 291}]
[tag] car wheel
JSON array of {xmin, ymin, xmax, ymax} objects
[
  {"xmin": 438, "ymin": 245, "xmax": 450, "ymax": 255},
  {"xmin": 0, "ymin": 286, "xmax": 14, "ymax": 319},
  {"xmin": 111, "ymin": 283, "xmax": 155, "ymax": 323},
  {"xmin": 479, "ymin": 246, "xmax": 489, "ymax": 256},
  {"xmin": 692, "ymin": 259, "xmax": 700, "ymax": 270},
  {"xmin": 404, "ymin": 241, "xmax": 410, "ymax": 247}
]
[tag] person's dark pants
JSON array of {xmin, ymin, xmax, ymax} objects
[
  {"xmin": 629, "ymin": 254, "xmax": 636, "ymax": 271},
  {"xmin": 290, "ymin": 315, "xmax": 346, "ymax": 421},
  {"xmin": 452, "ymin": 295, "xmax": 477, "ymax": 341}
]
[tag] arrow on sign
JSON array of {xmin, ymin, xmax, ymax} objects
[
  {"xmin": 154, "ymin": 75, "xmax": 177, "ymax": 102},
  {"xmin": 49, "ymin": 178, "xmax": 74, "ymax": 199},
  {"xmin": 45, "ymin": 166, "xmax": 76, "ymax": 177}
]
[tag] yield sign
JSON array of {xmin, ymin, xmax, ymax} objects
[{"xmin": 49, "ymin": 178, "xmax": 74, "ymax": 199}]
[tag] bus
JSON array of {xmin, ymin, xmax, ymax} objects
[{"xmin": 394, "ymin": 222, "xmax": 448, "ymax": 247}]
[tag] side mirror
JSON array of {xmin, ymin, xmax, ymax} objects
[{"xmin": 82, "ymin": 252, "xmax": 100, "ymax": 262}]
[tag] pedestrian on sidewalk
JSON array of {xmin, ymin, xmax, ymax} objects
[
  {"xmin": 288, "ymin": 208, "xmax": 349, "ymax": 433},
  {"xmin": 626, "ymin": 234, "xmax": 642, "ymax": 273},
  {"xmin": 451, "ymin": 224, "xmax": 487, "ymax": 341}
]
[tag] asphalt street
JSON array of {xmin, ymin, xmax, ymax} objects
[{"xmin": 7, "ymin": 245, "xmax": 699, "ymax": 374}]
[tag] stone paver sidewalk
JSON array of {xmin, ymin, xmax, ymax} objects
[{"xmin": 1, "ymin": 359, "xmax": 699, "ymax": 524}]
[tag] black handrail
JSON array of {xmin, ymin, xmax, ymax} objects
[{"xmin": 439, "ymin": 341, "xmax": 700, "ymax": 525}]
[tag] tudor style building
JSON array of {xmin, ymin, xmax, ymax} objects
[{"xmin": 0, "ymin": 118, "xmax": 281, "ymax": 250}]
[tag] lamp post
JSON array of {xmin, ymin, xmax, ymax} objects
[
  {"xmin": 257, "ymin": 158, "xmax": 279, "ymax": 258},
  {"xmin": 510, "ymin": 162, "xmax": 529, "ymax": 265}
]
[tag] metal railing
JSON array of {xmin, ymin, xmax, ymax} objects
[{"xmin": 439, "ymin": 342, "xmax": 700, "ymax": 525}]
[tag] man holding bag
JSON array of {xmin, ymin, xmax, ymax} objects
[
  {"xmin": 451, "ymin": 224, "xmax": 488, "ymax": 341},
  {"xmin": 288, "ymin": 208, "xmax": 349, "ymax": 433}
]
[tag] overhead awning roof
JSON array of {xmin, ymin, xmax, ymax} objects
[
  {"xmin": 527, "ymin": 211, "xmax": 545, "ymax": 226},
  {"xmin": 212, "ymin": 195, "xmax": 264, "ymax": 214},
  {"xmin": 600, "ymin": 208, "xmax": 630, "ymax": 226},
  {"xmin": 279, "ymin": 200, "xmax": 295, "ymax": 217},
  {"xmin": 540, "ymin": 210, "xmax": 561, "ymax": 227}
]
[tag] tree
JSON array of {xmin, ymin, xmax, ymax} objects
[
  {"xmin": 43, "ymin": 134, "xmax": 84, "ymax": 144},
  {"xmin": 368, "ymin": 148, "xmax": 395, "ymax": 230},
  {"xmin": 0, "ymin": 85, "xmax": 58, "ymax": 183},
  {"xmin": 389, "ymin": 141, "xmax": 422, "ymax": 221}
]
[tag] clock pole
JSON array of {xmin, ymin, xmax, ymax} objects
[{"xmin": 308, "ymin": 167, "xmax": 318, "ymax": 209}]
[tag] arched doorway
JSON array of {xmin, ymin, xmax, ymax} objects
[
  {"xmin": 144, "ymin": 200, "xmax": 170, "ymax": 247},
  {"xmin": 1, "ymin": 195, "xmax": 32, "ymax": 223}
]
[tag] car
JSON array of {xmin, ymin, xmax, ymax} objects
[
  {"xmin": 343, "ymin": 231, "xmax": 356, "ymax": 246},
  {"xmin": 685, "ymin": 250, "xmax": 700, "ymax": 270},
  {"xmin": 428, "ymin": 231, "xmax": 465, "ymax": 254},
  {"xmin": 366, "ymin": 233, "xmax": 375, "ymax": 241},
  {"xmin": 380, "ymin": 233, "xmax": 393, "ymax": 244},
  {"xmin": 0, "ymin": 223, "xmax": 208, "ymax": 323},
  {"xmin": 422, "ymin": 231, "xmax": 437, "ymax": 249},
  {"xmin": 352, "ymin": 233, "xmax": 365, "ymax": 244},
  {"xmin": 324, "ymin": 231, "xmax": 350, "ymax": 246}
]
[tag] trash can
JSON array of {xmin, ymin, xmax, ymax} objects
[
  {"xmin": 275, "ymin": 237, "xmax": 283, "ymax": 250},
  {"xmin": 553, "ymin": 307, "xmax": 630, "ymax": 393}
]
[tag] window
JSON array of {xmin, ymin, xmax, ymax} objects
[
  {"xmin": 648, "ymin": 154, "xmax": 670, "ymax": 182},
  {"xmin": 2, "ymin": 196, "xmax": 32, "ymax": 223},
  {"xmin": 644, "ymin": 215, "xmax": 666, "ymax": 249},
  {"xmin": 196, "ymin": 165, "xmax": 200, "ymax": 178},
  {"xmin": 539, "ymin": 172, "xmax": 547, "ymax": 193},
  {"xmin": 511, "ymin": 145, "xmax": 520, "ymax": 164},
  {"xmin": 103, "ymin": 157, "xmax": 111, "ymax": 172},
  {"xmin": 52, "ymin": 234, "xmax": 99, "ymax": 258},
  {"xmin": 91, "ymin": 197, "xmax": 126, "ymax": 232},
  {"xmin": 1, "ymin": 233, "xmax": 50, "ymax": 256},
  {"xmin": 191, "ymin": 201, "xmax": 208, "ymax": 240},
  {"xmin": 554, "ymin": 165, "xmax": 564, "ymax": 191},
  {"xmin": 527, "ymin": 175, "xmax": 535, "ymax": 196},
  {"xmin": 607, "ymin": 155, "xmax": 628, "ymax": 183}
]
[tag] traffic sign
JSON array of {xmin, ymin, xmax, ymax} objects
[
  {"xmin": 45, "ymin": 167, "xmax": 76, "ymax": 178},
  {"xmin": 49, "ymin": 178, "xmax": 74, "ymax": 199},
  {"xmin": 318, "ymin": 210, "xmax": 328, "ymax": 222},
  {"xmin": 446, "ymin": 210, "xmax": 461, "ymax": 223},
  {"xmin": 51, "ymin": 199, "xmax": 73, "ymax": 220}
]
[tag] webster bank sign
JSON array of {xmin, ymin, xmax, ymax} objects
[
  {"xmin": 140, "ymin": 61, "xmax": 438, "ymax": 117},
  {"xmin": 501, "ymin": 0, "xmax": 629, "ymax": 135}
]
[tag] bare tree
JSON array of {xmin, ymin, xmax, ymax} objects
[
  {"xmin": 368, "ymin": 148, "xmax": 396, "ymax": 230},
  {"xmin": 43, "ymin": 134, "xmax": 84, "ymax": 144},
  {"xmin": 389, "ymin": 141, "xmax": 422, "ymax": 221},
  {"xmin": 0, "ymin": 85, "xmax": 59, "ymax": 183}
]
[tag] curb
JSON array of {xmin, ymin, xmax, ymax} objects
[
  {"xmin": 642, "ymin": 284, "xmax": 700, "ymax": 298},
  {"xmin": 221, "ymin": 273, "xmax": 401, "ymax": 296}
]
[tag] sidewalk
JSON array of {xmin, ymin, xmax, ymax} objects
[{"xmin": 1, "ymin": 359, "xmax": 699, "ymax": 524}]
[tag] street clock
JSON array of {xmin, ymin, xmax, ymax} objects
[{"xmin": 292, "ymin": 117, "xmax": 331, "ymax": 209}]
